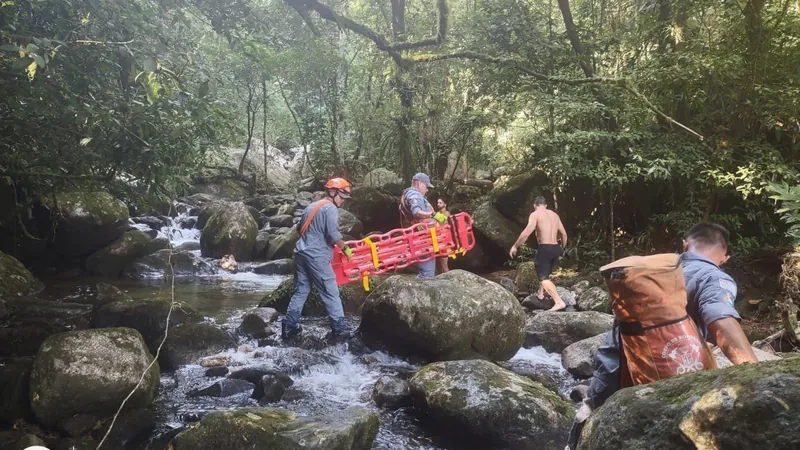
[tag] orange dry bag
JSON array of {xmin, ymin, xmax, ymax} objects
[{"xmin": 600, "ymin": 253, "xmax": 716, "ymax": 388}]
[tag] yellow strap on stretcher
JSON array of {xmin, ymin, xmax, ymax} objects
[
  {"xmin": 430, "ymin": 227, "xmax": 440, "ymax": 253},
  {"xmin": 362, "ymin": 237, "xmax": 379, "ymax": 269},
  {"xmin": 362, "ymin": 273, "xmax": 370, "ymax": 291}
]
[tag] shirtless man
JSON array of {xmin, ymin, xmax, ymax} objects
[{"xmin": 509, "ymin": 196, "xmax": 568, "ymax": 311}]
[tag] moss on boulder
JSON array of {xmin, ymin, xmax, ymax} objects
[
  {"xmin": 491, "ymin": 170, "xmax": 550, "ymax": 226},
  {"xmin": 45, "ymin": 190, "xmax": 129, "ymax": 258},
  {"xmin": 515, "ymin": 261, "xmax": 539, "ymax": 295},
  {"xmin": 86, "ymin": 230, "xmax": 169, "ymax": 277},
  {"xmin": 525, "ymin": 311, "xmax": 614, "ymax": 352},
  {"xmin": 258, "ymin": 275, "xmax": 387, "ymax": 315},
  {"xmin": 29, "ymin": 327, "xmax": 159, "ymax": 428},
  {"xmin": 410, "ymin": 359, "xmax": 574, "ymax": 449},
  {"xmin": 170, "ymin": 405, "xmax": 379, "ymax": 450},
  {"xmin": 122, "ymin": 249, "xmax": 216, "ymax": 278},
  {"xmin": 0, "ymin": 251, "xmax": 43, "ymax": 298},
  {"xmin": 200, "ymin": 202, "xmax": 258, "ymax": 260},
  {"xmin": 265, "ymin": 227, "xmax": 300, "ymax": 261}
]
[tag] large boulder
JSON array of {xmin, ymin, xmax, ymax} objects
[
  {"xmin": 344, "ymin": 186, "xmax": 399, "ymax": 233},
  {"xmin": 448, "ymin": 239, "xmax": 490, "ymax": 272},
  {"xmin": 45, "ymin": 190, "xmax": 130, "ymax": 258},
  {"xmin": 359, "ymin": 270, "xmax": 525, "ymax": 361},
  {"xmin": 713, "ymin": 345, "xmax": 781, "ymax": 368},
  {"xmin": 0, "ymin": 357, "xmax": 33, "ymax": 425},
  {"xmin": 122, "ymin": 249, "xmax": 216, "ymax": 278},
  {"xmin": 0, "ymin": 251, "xmax": 43, "ymax": 298},
  {"xmin": 561, "ymin": 333, "xmax": 607, "ymax": 378},
  {"xmin": 253, "ymin": 259, "xmax": 295, "ymax": 275},
  {"xmin": 410, "ymin": 359, "xmax": 574, "ymax": 449},
  {"xmin": 86, "ymin": 230, "xmax": 169, "ymax": 277},
  {"xmin": 28, "ymin": 328, "xmax": 159, "ymax": 428},
  {"xmin": 160, "ymin": 323, "xmax": 236, "ymax": 371},
  {"xmin": 576, "ymin": 287, "xmax": 610, "ymax": 313},
  {"xmin": 491, "ymin": 170, "xmax": 550, "ymax": 227},
  {"xmin": 170, "ymin": 406, "xmax": 380, "ymax": 450},
  {"xmin": 266, "ymin": 227, "xmax": 299, "ymax": 261},
  {"xmin": 201, "ymin": 202, "xmax": 258, "ymax": 260},
  {"xmin": 0, "ymin": 298, "xmax": 93, "ymax": 358},
  {"xmin": 338, "ymin": 209, "xmax": 363, "ymax": 237},
  {"xmin": 525, "ymin": 311, "xmax": 614, "ymax": 353},
  {"xmin": 258, "ymin": 276, "xmax": 385, "ymax": 315},
  {"xmin": 471, "ymin": 202, "xmax": 522, "ymax": 262},
  {"xmin": 372, "ymin": 375, "xmax": 411, "ymax": 408},
  {"xmin": 578, "ymin": 358, "xmax": 800, "ymax": 450},
  {"xmin": 515, "ymin": 261, "xmax": 539, "ymax": 295},
  {"xmin": 92, "ymin": 297, "xmax": 204, "ymax": 353},
  {"xmin": 268, "ymin": 214, "xmax": 295, "ymax": 228},
  {"xmin": 361, "ymin": 167, "xmax": 403, "ymax": 193}
]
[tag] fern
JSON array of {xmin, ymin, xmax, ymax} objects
[{"xmin": 768, "ymin": 182, "xmax": 800, "ymax": 244}]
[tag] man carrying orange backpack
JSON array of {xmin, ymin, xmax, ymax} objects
[{"xmin": 282, "ymin": 178, "xmax": 355, "ymax": 341}]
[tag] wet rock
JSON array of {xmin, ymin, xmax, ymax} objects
[
  {"xmin": 180, "ymin": 216, "xmax": 198, "ymax": 229},
  {"xmin": 491, "ymin": 170, "xmax": 549, "ymax": 226},
  {"xmin": 60, "ymin": 412, "xmax": 99, "ymax": 437},
  {"xmin": 572, "ymin": 280, "xmax": 591, "ymax": 296},
  {"xmin": 219, "ymin": 254, "xmax": 237, "ymax": 273},
  {"xmin": 525, "ymin": 311, "xmax": 614, "ymax": 353},
  {"xmin": 91, "ymin": 407, "xmax": 155, "ymax": 448},
  {"xmin": 205, "ymin": 367, "xmax": 229, "ymax": 377},
  {"xmin": 29, "ymin": 328, "xmax": 159, "ymax": 428},
  {"xmin": 122, "ymin": 249, "xmax": 216, "ymax": 278},
  {"xmin": 343, "ymin": 186, "xmax": 399, "ymax": 233},
  {"xmin": 561, "ymin": 333, "xmax": 607, "ymax": 379},
  {"xmin": 253, "ymin": 258, "xmax": 294, "ymax": 275},
  {"xmin": 160, "ymin": 323, "xmax": 236, "ymax": 371},
  {"xmin": 515, "ymin": 261, "xmax": 538, "ymax": 295},
  {"xmin": 578, "ymin": 359, "xmax": 800, "ymax": 450},
  {"xmin": 188, "ymin": 379, "xmax": 254, "ymax": 398},
  {"xmin": 44, "ymin": 190, "xmax": 130, "ymax": 258},
  {"xmin": 360, "ymin": 270, "xmax": 525, "ymax": 362},
  {"xmin": 0, "ymin": 298, "xmax": 93, "ymax": 357},
  {"xmin": 0, "ymin": 357, "xmax": 33, "ymax": 425},
  {"xmin": 281, "ymin": 387, "xmax": 309, "ymax": 402},
  {"xmin": 258, "ymin": 276, "xmax": 381, "ymax": 315},
  {"xmin": 267, "ymin": 214, "xmax": 294, "ymax": 228},
  {"xmin": 254, "ymin": 231, "xmax": 270, "ymax": 259},
  {"xmin": 338, "ymin": 209, "xmax": 363, "ymax": 237},
  {"xmin": 238, "ymin": 314, "xmax": 273, "ymax": 339},
  {"xmin": 371, "ymin": 376, "xmax": 411, "ymax": 408},
  {"xmin": 86, "ymin": 230, "xmax": 169, "ymax": 277},
  {"xmin": 277, "ymin": 203, "xmax": 298, "ymax": 216},
  {"xmin": 471, "ymin": 202, "xmax": 522, "ymax": 259},
  {"xmin": 410, "ymin": 359, "xmax": 574, "ymax": 449},
  {"xmin": 94, "ymin": 282, "xmax": 131, "ymax": 308},
  {"xmin": 713, "ymin": 345, "xmax": 782, "ymax": 368},
  {"xmin": 92, "ymin": 297, "xmax": 203, "ymax": 353},
  {"xmin": 252, "ymin": 373, "xmax": 294, "ymax": 403},
  {"xmin": 200, "ymin": 356, "xmax": 231, "ymax": 368},
  {"xmin": 448, "ymin": 239, "xmax": 490, "ymax": 272},
  {"xmin": 0, "ymin": 250, "xmax": 43, "ymax": 298},
  {"xmin": 499, "ymin": 277, "xmax": 516, "ymax": 293},
  {"xmin": 195, "ymin": 200, "xmax": 226, "ymax": 229},
  {"xmin": 170, "ymin": 406, "xmax": 380, "ymax": 450},
  {"xmin": 576, "ymin": 287, "xmax": 610, "ymax": 313},
  {"xmin": 132, "ymin": 216, "xmax": 169, "ymax": 230},
  {"xmin": 52, "ymin": 437, "xmax": 101, "ymax": 450},
  {"xmin": 570, "ymin": 384, "xmax": 590, "ymax": 403},
  {"xmin": 175, "ymin": 241, "xmax": 201, "ymax": 252},
  {"xmin": 200, "ymin": 202, "xmax": 258, "ymax": 261},
  {"xmin": 266, "ymin": 227, "xmax": 300, "ymax": 260},
  {"xmin": 0, "ymin": 299, "xmax": 7, "ymax": 320},
  {"xmin": 274, "ymin": 349, "xmax": 341, "ymax": 375},
  {"xmin": 556, "ymin": 286, "xmax": 577, "ymax": 307},
  {"xmin": 500, "ymin": 358, "xmax": 565, "ymax": 395},
  {"xmin": 522, "ymin": 294, "xmax": 553, "ymax": 310}
]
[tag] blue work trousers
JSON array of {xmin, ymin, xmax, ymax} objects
[
  {"xmin": 417, "ymin": 258, "xmax": 436, "ymax": 278},
  {"xmin": 284, "ymin": 252, "xmax": 346, "ymax": 332}
]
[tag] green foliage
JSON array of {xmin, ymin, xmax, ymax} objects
[{"xmin": 768, "ymin": 182, "xmax": 800, "ymax": 244}]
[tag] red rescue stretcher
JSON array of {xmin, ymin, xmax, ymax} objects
[{"xmin": 331, "ymin": 212, "xmax": 476, "ymax": 288}]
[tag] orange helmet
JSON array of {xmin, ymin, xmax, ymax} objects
[{"xmin": 325, "ymin": 178, "xmax": 352, "ymax": 198}]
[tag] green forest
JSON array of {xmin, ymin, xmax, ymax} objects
[{"xmin": 3, "ymin": 0, "xmax": 800, "ymax": 260}]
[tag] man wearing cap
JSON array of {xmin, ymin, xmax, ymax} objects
[{"xmin": 399, "ymin": 173, "xmax": 448, "ymax": 278}]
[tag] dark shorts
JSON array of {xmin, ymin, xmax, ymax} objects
[{"xmin": 535, "ymin": 244, "xmax": 562, "ymax": 280}]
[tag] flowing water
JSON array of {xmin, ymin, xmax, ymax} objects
[{"xmin": 48, "ymin": 208, "xmax": 576, "ymax": 449}]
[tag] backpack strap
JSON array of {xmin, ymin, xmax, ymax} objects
[
  {"xmin": 299, "ymin": 199, "xmax": 332, "ymax": 237},
  {"xmin": 399, "ymin": 191, "xmax": 412, "ymax": 226}
]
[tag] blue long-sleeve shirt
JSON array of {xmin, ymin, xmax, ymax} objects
[
  {"xmin": 587, "ymin": 251, "xmax": 740, "ymax": 408},
  {"xmin": 294, "ymin": 200, "xmax": 343, "ymax": 261}
]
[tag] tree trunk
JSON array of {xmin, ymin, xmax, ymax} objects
[
  {"xmin": 262, "ymin": 78, "xmax": 269, "ymax": 192},
  {"xmin": 239, "ymin": 86, "xmax": 258, "ymax": 174}
]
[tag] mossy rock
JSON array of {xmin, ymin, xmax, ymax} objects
[
  {"xmin": 471, "ymin": 201, "xmax": 522, "ymax": 260},
  {"xmin": 579, "ymin": 358, "xmax": 800, "ymax": 450},
  {"xmin": 86, "ymin": 230, "xmax": 169, "ymax": 278},
  {"xmin": 258, "ymin": 276, "xmax": 386, "ymax": 315},
  {"xmin": 265, "ymin": 227, "xmax": 300, "ymax": 261},
  {"xmin": 515, "ymin": 261, "xmax": 539, "ymax": 295},
  {"xmin": 44, "ymin": 190, "xmax": 129, "ymax": 258},
  {"xmin": 491, "ymin": 170, "xmax": 550, "ymax": 227},
  {"xmin": 0, "ymin": 251, "xmax": 43, "ymax": 298},
  {"xmin": 200, "ymin": 202, "xmax": 258, "ymax": 261},
  {"xmin": 359, "ymin": 270, "xmax": 525, "ymax": 361},
  {"xmin": 343, "ymin": 186, "xmax": 399, "ymax": 233},
  {"xmin": 159, "ymin": 323, "xmax": 236, "ymax": 371},
  {"xmin": 170, "ymin": 405, "xmax": 379, "ymax": 450},
  {"xmin": 410, "ymin": 359, "xmax": 574, "ymax": 449},
  {"xmin": 29, "ymin": 327, "xmax": 159, "ymax": 428},
  {"xmin": 122, "ymin": 249, "xmax": 216, "ymax": 278},
  {"xmin": 525, "ymin": 311, "xmax": 614, "ymax": 352}
]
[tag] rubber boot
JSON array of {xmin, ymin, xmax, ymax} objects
[{"xmin": 281, "ymin": 323, "xmax": 302, "ymax": 340}]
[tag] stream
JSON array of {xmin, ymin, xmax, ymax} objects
[{"xmin": 41, "ymin": 208, "xmax": 576, "ymax": 450}]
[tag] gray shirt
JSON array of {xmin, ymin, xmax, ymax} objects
[
  {"xmin": 587, "ymin": 251, "xmax": 740, "ymax": 408},
  {"xmin": 294, "ymin": 200, "xmax": 343, "ymax": 261},
  {"xmin": 402, "ymin": 187, "xmax": 433, "ymax": 219}
]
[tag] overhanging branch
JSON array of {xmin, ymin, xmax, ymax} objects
[{"xmin": 384, "ymin": 0, "xmax": 449, "ymax": 51}]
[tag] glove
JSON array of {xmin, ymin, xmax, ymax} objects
[
  {"xmin": 342, "ymin": 245, "xmax": 354, "ymax": 260},
  {"xmin": 432, "ymin": 212, "xmax": 447, "ymax": 224}
]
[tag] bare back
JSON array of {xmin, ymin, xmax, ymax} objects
[{"xmin": 532, "ymin": 209, "xmax": 562, "ymax": 245}]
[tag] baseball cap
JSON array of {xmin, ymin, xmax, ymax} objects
[{"xmin": 412, "ymin": 173, "xmax": 434, "ymax": 188}]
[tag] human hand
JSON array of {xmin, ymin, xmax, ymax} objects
[
  {"xmin": 432, "ymin": 212, "xmax": 447, "ymax": 224},
  {"xmin": 342, "ymin": 245, "xmax": 354, "ymax": 260},
  {"xmin": 509, "ymin": 246, "xmax": 518, "ymax": 259}
]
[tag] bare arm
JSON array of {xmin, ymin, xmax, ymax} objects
[
  {"xmin": 558, "ymin": 218, "xmax": 568, "ymax": 249},
  {"xmin": 708, "ymin": 317, "xmax": 758, "ymax": 364},
  {"xmin": 510, "ymin": 213, "xmax": 537, "ymax": 257}
]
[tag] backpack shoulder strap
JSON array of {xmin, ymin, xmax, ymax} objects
[{"xmin": 299, "ymin": 199, "xmax": 332, "ymax": 237}]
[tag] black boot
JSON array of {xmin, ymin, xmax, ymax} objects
[{"xmin": 281, "ymin": 323, "xmax": 302, "ymax": 340}]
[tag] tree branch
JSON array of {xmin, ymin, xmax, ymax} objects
[{"xmin": 383, "ymin": 0, "xmax": 449, "ymax": 51}]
